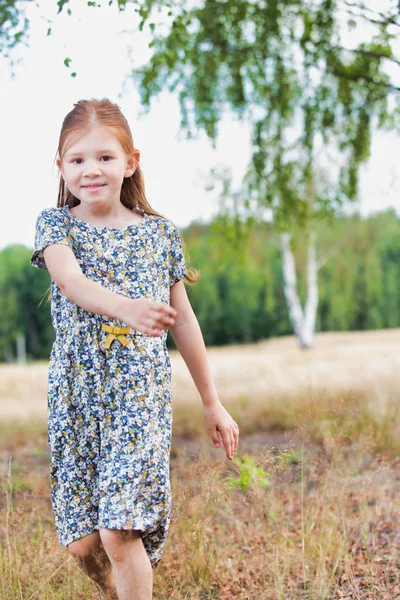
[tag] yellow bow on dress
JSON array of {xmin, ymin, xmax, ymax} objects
[{"xmin": 101, "ymin": 324, "xmax": 131, "ymax": 349}]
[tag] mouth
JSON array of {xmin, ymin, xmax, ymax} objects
[
  {"xmin": 82, "ymin": 183, "xmax": 106, "ymax": 188},
  {"xmin": 82, "ymin": 183, "xmax": 107, "ymax": 192}
]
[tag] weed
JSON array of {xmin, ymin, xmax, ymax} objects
[{"xmin": 227, "ymin": 455, "xmax": 271, "ymax": 491}]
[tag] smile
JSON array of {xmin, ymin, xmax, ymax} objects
[{"xmin": 82, "ymin": 184, "xmax": 107, "ymax": 188}]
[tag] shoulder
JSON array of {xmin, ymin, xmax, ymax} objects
[
  {"xmin": 35, "ymin": 206, "xmax": 69, "ymax": 228},
  {"xmin": 146, "ymin": 214, "xmax": 182, "ymax": 241}
]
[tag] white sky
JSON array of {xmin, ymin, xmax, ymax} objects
[{"xmin": 0, "ymin": 0, "xmax": 399, "ymax": 251}]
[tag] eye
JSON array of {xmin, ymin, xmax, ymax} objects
[
  {"xmin": 100, "ymin": 156, "xmax": 112, "ymax": 161},
  {"xmin": 72, "ymin": 158, "xmax": 83, "ymax": 164}
]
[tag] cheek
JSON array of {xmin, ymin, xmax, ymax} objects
[
  {"xmin": 63, "ymin": 167, "xmax": 79, "ymax": 184},
  {"xmin": 109, "ymin": 167, "xmax": 126, "ymax": 183},
  {"xmin": 61, "ymin": 165, "xmax": 70, "ymax": 179},
  {"xmin": 62, "ymin": 174, "xmax": 80, "ymax": 195}
]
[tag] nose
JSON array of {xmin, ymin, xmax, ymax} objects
[{"xmin": 82, "ymin": 160, "xmax": 102, "ymax": 177}]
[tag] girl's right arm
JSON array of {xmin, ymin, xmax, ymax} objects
[{"xmin": 43, "ymin": 243, "xmax": 176, "ymax": 336}]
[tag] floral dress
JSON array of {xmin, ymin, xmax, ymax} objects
[{"xmin": 30, "ymin": 205, "xmax": 187, "ymax": 567}]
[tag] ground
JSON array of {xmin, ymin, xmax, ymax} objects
[{"xmin": 1, "ymin": 330, "xmax": 400, "ymax": 599}]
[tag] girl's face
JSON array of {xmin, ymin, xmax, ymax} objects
[{"xmin": 57, "ymin": 126, "xmax": 139, "ymax": 209}]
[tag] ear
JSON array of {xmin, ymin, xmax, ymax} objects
[
  {"xmin": 124, "ymin": 149, "xmax": 140, "ymax": 178},
  {"xmin": 56, "ymin": 158, "xmax": 64, "ymax": 178}
]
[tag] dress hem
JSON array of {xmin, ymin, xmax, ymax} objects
[{"xmin": 60, "ymin": 522, "xmax": 163, "ymax": 567}]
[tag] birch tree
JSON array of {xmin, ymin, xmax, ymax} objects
[
  {"xmin": 131, "ymin": 0, "xmax": 400, "ymax": 348},
  {"xmin": 3, "ymin": 0, "xmax": 400, "ymax": 347}
]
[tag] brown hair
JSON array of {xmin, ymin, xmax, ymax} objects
[{"xmin": 56, "ymin": 98, "xmax": 199, "ymax": 285}]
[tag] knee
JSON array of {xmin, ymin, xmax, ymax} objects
[
  {"xmin": 99, "ymin": 528, "xmax": 142, "ymax": 563},
  {"xmin": 67, "ymin": 532, "xmax": 102, "ymax": 561},
  {"xmin": 67, "ymin": 540, "xmax": 90, "ymax": 560}
]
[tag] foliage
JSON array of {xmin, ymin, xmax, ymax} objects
[
  {"xmin": 3, "ymin": 1, "xmax": 399, "ymax": 348},
  {"xmin": 2, "ymin": 1, "xmax": 399, "ymax": 228},
  {"xmin": 185, "ymin": 210, "xmax": 400, "ymax": 346},
  {"xmin": 0, "ymin": 0, "xmax": 30, "ymax": 58},
  {"xmin": 133, "ymin": 0, "xmax": 400, "ymax": 230},
  {"xmin": 0, "ymin": 0, "xmax": 167, "ymax": 58},
  {"xmin": 227, "ymin": 455, "xmax": 271, "ymax": 491},
  {"xmin": 1, "ymin": 209, "xmax": 400, "ymax": 361},
  {"xmin": 0, "ymin": 245, "xmax": 54, "ymax": 361}
]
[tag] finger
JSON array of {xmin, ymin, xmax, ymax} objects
[
  {"xmin": 230, "ymin": 430, "xmax": 236, "ymax": 458},
  {"xmin": 155, "ymin": 303, "xmax": 177, "ymax": 318},
  {"xmin": 228, "ymin": 437, "xmax": 234, "ymax": 460},
  {"xmin": 220, "ymin": 429, "xmax": 233, "ymax": 460},
  {"xmin": 141, "ymin": 323, "xmax": 162, "ymax": 337},
  {"xmin": 148, "ymin": 329, "xmax": 162, "ymax": 337},
  {"xmin": 145, "ymin": 314, "xmax": 170, "ymax": 331},
  {"xmin": 152, "ymin": 307, "xmax": 176, "ymax": 322},
  {"xmin": 210, "ymin": 429, "xmax": 221, "ymax": 448},
  {"xmin": 149, "ymin": 310, "xmax": 175, "ymax": 329},
  {"xmin": 228, "ymin": 429, "xmax": 236, "ymax": 459},
  {"xmin": 234, "ymin": 428, "xmax": 239, "ymax": 451},
  {"xmin": 158, "ymin": 313, "xmax": 176, "ymax": 327},
  {"xmin": 231, "ymin": 424, "xmax": 239, "ymax": 450}
]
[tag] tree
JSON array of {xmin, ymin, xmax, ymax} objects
[
  {"xmin": 0, "ymin": 245, "xmax": 54, "ymax": 362},
  {"xmin": 131, "ymin": 0, "xmax": 400, "ymax": 347},
  {"xmin": 2, "ymin": 0, "xmax": 399, "ymax": 347},
  {"xmin": 0, "ymin": 0, "xmax": 29, "ymax": 58},
  {"xmin": 0, "ymin": 0, "xmax": 158, "ymax": 58}
]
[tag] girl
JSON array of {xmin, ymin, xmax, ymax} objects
[{"xmin": 30, "ymin": 98, "xmax": 239, "ymax": 600}]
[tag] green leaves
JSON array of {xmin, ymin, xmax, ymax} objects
[
  {"xmin": 228, "ymin": 456, "xmax": 271, "ymax": 492},
  {"xmin": 56, "ymin": 0, "xmax": 70, "ymax": 14},
  {"xmin": 63, "ymin": 57, "xmax": 76, "ymax": 76},
  {"xmin": 0, "ymin": 1, "xmax": 29, "ymax": 58},
  {"xmin": 0, "ymin": 245, "xmax": 54, "ymax": 362},
  {"xmin": 133, "ymin": 0, "xmax": 400, "ymax": 230}
]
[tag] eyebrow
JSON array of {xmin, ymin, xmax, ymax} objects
[{"xmin": 64, "ymin": 149, "xmax": 117, "ymax": 158}]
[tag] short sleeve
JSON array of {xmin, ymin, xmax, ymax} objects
[
  {"xmin": 169, "ymin": 224, "xmax": 187, "ymax": 286},
  {"xmin": 30, "ymin": 208, "xmax": 73, "ymax": 270}
]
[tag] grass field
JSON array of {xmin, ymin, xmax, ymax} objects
[{"xmin": 1, "ymin": 330, "xmax": 400, "ymax": 599}]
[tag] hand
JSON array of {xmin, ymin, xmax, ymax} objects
[
  {"xmin": 120, "ymin": 298, "xmax": 177, "ymax": 337},
  {"xmin": 203, "ymin": 400, "xmax": 239, "ymax": 460}
]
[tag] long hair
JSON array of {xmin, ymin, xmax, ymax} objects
[{"xmin": 57, "ymin": 98, "xmax": 199, "ymax": 285}]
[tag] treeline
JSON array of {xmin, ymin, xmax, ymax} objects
[
  {"xmin": 1, "ymin": 210, "xmax": 399, "ymax": 362},
  {"xmin": 186, "ymin": 209, "xmax": 400, "ymax": 344}
]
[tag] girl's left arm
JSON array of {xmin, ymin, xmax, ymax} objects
[{"xmin": 169, "ymin": 281, "xmax": 239, "ymax": 460}]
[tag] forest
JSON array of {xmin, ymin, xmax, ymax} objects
[
  {"xmin": 1, "ymin": 208, "xmax": 399, "ymax": 362},
  {"xmin": 2, "ymin": 2, "xmax": 400, "ymax": 598}
]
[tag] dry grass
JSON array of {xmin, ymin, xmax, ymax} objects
[
  {"xmin": 2, "ymin": 329, "xmax": 400, "ymax": 424},
  {"xmin": 1, "ymin": 330, "xmax": 400, "ymax": 599},
  {"xmin": 171, "ymin": 329, "xmax": 400, "ymax": 413}
]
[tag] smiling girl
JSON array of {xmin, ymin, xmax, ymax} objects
[{"xmin": 30, "ymin": 98, "xmax": 239, "ymax": 600}]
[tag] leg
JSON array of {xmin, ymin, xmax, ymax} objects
[
  {"xmin": 99, "ymin": 528, "xmax": 153, "ymax": 600},
  {"xmin": 67, "ymin": 531, "xmax": 118, "ymax": 599}
]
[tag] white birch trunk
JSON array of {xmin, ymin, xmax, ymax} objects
[
  {"xmin": 280, "ymin": 232, "xmax": 319, "ymax": 349},
  {"xmin": 302, "ymin": 232, "xmax": 318, "ymax": 348},
  {"xmin": 280, "ymin": 233, "xmax": 305, "ymax": 341},
  {"xmin": 16, "ymin": 334, "xmax": 27, "ymax": 365}
]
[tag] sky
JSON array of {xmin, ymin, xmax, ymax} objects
[{"xmin": 0, "ymin": 0, "xmax": 399, "ymax": 251}]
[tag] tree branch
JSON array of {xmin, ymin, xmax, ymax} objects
[
  {"xmin": 327, "ymin": 68, "xmax": 400, "ymax": 92},
  {"xmin": 340, "ymin": 0, "xmax": 400, "ymax": 27},
  {"xmin": 334, "ymin": 45, "xmax": 400, "ymax": 67}
]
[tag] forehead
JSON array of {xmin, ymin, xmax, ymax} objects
[{"xmin": 63, "ymin": 127, "xmax": 124, "ymax": 157}]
